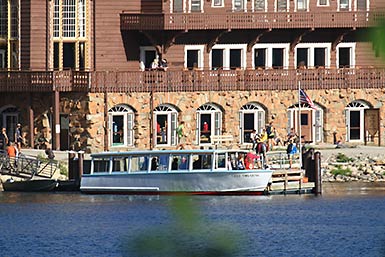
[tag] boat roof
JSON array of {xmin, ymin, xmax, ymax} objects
[{"xmin": 91, "ymin": 149, "xmax": 250, "ymax": 158}]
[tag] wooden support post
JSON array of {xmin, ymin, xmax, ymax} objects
[
  {"xmin": 54, "ymin": 90, "xmax": 60, "ymax": 150},
  {"xmin": 28, "ymin": 93, "xmax": 34, "ymax": 148},
  {"xmin": 314, "ymin": 151, "xmax": 322, "ymax": 195}
]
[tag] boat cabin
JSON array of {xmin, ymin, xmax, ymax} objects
[{"xmin": 90, "ymin": 149, "xmax": 265, "ymax": 174}]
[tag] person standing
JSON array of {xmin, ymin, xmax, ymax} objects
[
  {"xmin": 176, "ymin": 121, "xmax": 185, "ymax": 146},
  {"xmin": 15, "ymin": 123, "xmax": 23, "ymax": 152},
  {"xmin": 0, "ymin": 127, "xmax": 8, "ymax": 151}
]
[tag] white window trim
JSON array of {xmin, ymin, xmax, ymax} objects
[
  {"xmin": 184, "ymin": 45, "xmax": 205, "ymax": 69},
  {"xmin": 345, "ymin": 101, "xmax": 369, "ymax": 142},
  {"xmin": 189, "ymin": 0, "xmax": 203, "ymax": 13},
  {"xmin": 354, "ymin": 0, "xmax": 369, "ymax": 11},
  {"xmin": 212, "ymin": 0, "xmax": 224, "ymax": 8},
  {"xmin": 294, "ymin": 43, "xmax": 331, "ymax": 68},
  {"xmin": 337, "ymin": 0, "xmax": 351, "ymax": 11},
  {"xmin": 139, "ymin": 46, "xmax": 158, "ymax": 69},
  {"xmin": 253, "ymin": 0, "xmax": 268, "ymax": 12},
  {"xmin": 275, "ymin": 0, "xmax": 289, "ymax": 12},
  {"xmin": 232, "ymin": 0, "xmax": 247, "ymax": 12},
  {"xmin": 154, "ymin": 107, "xmax": 178, "ymax": 147},
  {"xmin": 295, "ymin": 0, "xmax": 309, "ymax": 11},
  {"xmin": 317, "ymin": 0, "xmax": 329, "ymax": 7},
  {"xmin": 210, "ymin": 44, "xmax": 247, "ymax": 70},
  {"xmin": 252, "ymin": 43, "xmax": 290, "ymax": 69},
  {"xmin": 336, "ymin": 42, "xmax": 356, "ymax": 68},
  {"xmin": 109, "ymin": 111, "xmax": 134, "ymax": 147}
]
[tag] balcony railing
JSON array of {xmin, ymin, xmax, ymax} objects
[
  {"xmin": 0, "ymin": 68, "xmax": 384, "ymax": 93},
  {"xmin": 120, "ymin": 11, "xmax": 385, "ymax": 30}
]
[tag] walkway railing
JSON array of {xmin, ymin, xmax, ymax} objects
[{"xmin": 0, "ymin": 68, "xmax": 385, "ymax": 93}]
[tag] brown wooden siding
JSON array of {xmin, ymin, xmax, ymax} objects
[
  {"xmin": 20, "ymin": 0, "xmax": 31, "ymax": 70},
  {"xmin": 95, "ymin": 1, "xmax": 140, "ymax": 71},
  {"xmin": 29, "ymin": 1, "xmax": 47, "ymax": 70}
]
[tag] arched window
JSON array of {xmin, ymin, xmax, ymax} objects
[
  {"xmin": 108, "ymin": 104, "xmax": 134, "ymax": 147},
  {"xmin": 345, "ymin": 100, "xmax": 369, "ymax": 142},
  {"xmin": 288, "ymin": 103, "xmax": 323, "ymax": 143},
  {"xmin": 154, "ymin": 104, "xmax": 178, "ymax": 146},
  {"xmin": 239, "ymin": 103, "xmax": 265, "ymax": 144},
  {"xmin": 196, "ymin": 104, "xmax": 222, "ymax": 145}
]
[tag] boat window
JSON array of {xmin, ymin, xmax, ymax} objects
[
  {"xmin": 171, "ymin": 155, "xmax": 190, "ymax": 171},
  {"xmin": 93, "ymin": 158, "xmax": 110, "ymax": 173},
  {"xmin": 215, "ymin": 153, "xmax": 226, "ymax": 169},
  {"xmin": 192, "ymin": 154, "xmax": 212, "ymax": 170},
  {"xmin": 157, "ymin": 155, "xmax": 170, "ymax": 171},
  {"xmin": 112, "ymin": 157, "xmax": 128, "ymax": 172},
  {"xmin": 130, "ymin": 156, "xmax": 149, "ymax": 172}
]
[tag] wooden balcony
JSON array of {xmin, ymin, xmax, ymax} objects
[
  {"xmin": 120, "ymin": 11, "xmax": 385, "ymax": 31},
  {"xmin": 1, "ymin": 68, "xmax": 385, "ymax": 93}
]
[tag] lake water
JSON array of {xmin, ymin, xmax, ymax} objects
[{"xmin": 0, "ymin": 182, "xmax": 385, "ymax": 257}]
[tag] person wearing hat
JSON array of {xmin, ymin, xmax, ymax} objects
[{"xmin": 15, "ymin": 123, "xmax": 23, "ymax": 152}]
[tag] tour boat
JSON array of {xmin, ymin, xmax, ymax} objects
[{"xmin": 80, "ymin": 149, "xmax": 273, "ymax": 195}]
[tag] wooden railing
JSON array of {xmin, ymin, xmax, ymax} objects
[
  {"xmin": 0, "ymin": 68, "xmax": 385, "ymax": 93},
  {"xmin": 120, "ymin": 11, "xmax": 385, "ymax": 30}
]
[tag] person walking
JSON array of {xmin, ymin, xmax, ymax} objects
[{"xmin": 176, "ymin": 121, "xmax": 185, "ymax": 148}]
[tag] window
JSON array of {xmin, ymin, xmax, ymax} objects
[
  {"xmin": 53, "ymin": 0, "xmax": 88, "ymax": 70},
  {"xmin": 211, "ymin": 49, "xmax": 224, "ymax": 70},
  {"xmin": 272, "ymin": 48, "xmax": 284, "ymax": 68},
  {"xmin": 185, "ymin": 45, "xmax": 204, "ymax": 70},
  {"xmin": 109, "ymin": 104, "xmax": 135, "ymax": 147},
  {"xmin": 190, "ymin": 0, "xmax": 202, "ymax": 12},
  {"xmin": 296, "ymin": 0, "xmax": 307, "ymax": 11},
  {"xmin": 356, "ymin": 0, "xmax": 368, "ymax": 11},
  {"xmin": 171, "ymin": 154, "xmax": 190, "ymax": 170},
  {"xmin": 295, "ymin": 43, "xmax": 330, "ymax": 68},
  {"xmin": 253, "ymin": 44, "xmax": 289, "ymax": 69},
  {"xmin": 276, "ymin": 0, "xmax": 288, "ymax": 11},
  {"xmin": 210, "ymin": 44, "xmax": 246, "ymax": 70},
  {"xmin": 317, "ymin": 0, "xmax": 329, "ymax": 6},
  {"xmin": 239, "ymin": 103, "xmax": 265, "ymax": 144},
  {"xmin": 212, "ymin": 0, "xmax": 224, "ymax": 7},
  {"xmin": 92, "ymin": 158, "xmax": 110, "ymax": 174},
  {"xmin": 339, "ymin": 0, "xmax": 350, "ymax": 10},
  {"xmin": 154, "ymin": 104, "xmax": 178, "ymax": 147},
  {"xmin": 196, "ymin": 104, "xmax": 222, "ymax": 145},
  {"xmin": 254, "ymin": 48, "xmax": 266, "ymax": 68},
  {"xmin": 230, "ymin": 49, "xmax": 242, "ymax": 69},
  {"xmin": 254, "ymin": 0, "xmax": 266, "ymax": 11},
  {"xmin": 337, "ymin": 43, "xmax": 355, "ymax": 68},
  {"xmin": 233, "ymin": 0, "xmax": 245, "ymax": 11},
  {"xmin": 0, "ymin": 0, "xmax": 7, "ymax": 37},
  {"xmin": 296, "ymin": 48, "xmax": 308, "ymax": 68},
  {"xmin": 173, "ymin": 0, "xmax": 184, "ymax": 12}
]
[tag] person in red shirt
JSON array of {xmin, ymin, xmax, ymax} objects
[{"xmin": 7, "ymin": 142, "xmax": 17, "ymax": 158}]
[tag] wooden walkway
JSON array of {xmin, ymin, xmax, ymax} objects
[
  {"xmin": 267, "ymin": 151, "xmax": 315, "ymax": 194},
  {"xmin": 0, "ymin": 151, "xmax": 59, "ymax": 179}
]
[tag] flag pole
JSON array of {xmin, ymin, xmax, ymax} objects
[{"xmin": 298, "ymin": 80, "xmax": 302, "ymax": 168}]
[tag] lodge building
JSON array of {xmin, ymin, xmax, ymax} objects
[{"xmin": 0, "ymin": 0, "xmax": 385, "ymax": 153}]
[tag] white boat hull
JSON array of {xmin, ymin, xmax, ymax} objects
[{"xmin": 81, "ymin": 170, "xmax": 272, "ymax": 195}]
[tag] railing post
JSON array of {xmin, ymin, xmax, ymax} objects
[{"xmin": 314, "ymin": 151, "xmax": 322, "ymax": 195}]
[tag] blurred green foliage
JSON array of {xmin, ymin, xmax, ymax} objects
[
  {"xmin": 370, "ymin": 18, "xmax": 385, "ymax": 62},
  {"xmin": 125, "ymin": 196, "xmax": 242, "ymax": 257}
]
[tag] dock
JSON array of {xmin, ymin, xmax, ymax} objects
[{"xmin": 266, "ymin": 150, "xmax": 321, "ymax": 195}]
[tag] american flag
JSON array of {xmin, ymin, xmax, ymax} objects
[{"xmin": 300, "ymin": 89, "xmax": 317, "ymax": 110}]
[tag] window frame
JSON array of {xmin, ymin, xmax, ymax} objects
[
  {"xmin": 210, "ymin": 44, "xmax": 247, "ymax": 70},
  {"xmin": 336, "ymin": 42, "xmax": 356, "ymax": 68},
  {"xmin": 108, "ymin": 104, "xmax": 135, "ymax": 148},
  {"xmin": 294, "ymin": 43, "xmax": 331, "ymax": 69},
  {"xmin": 317, "ymin": 0, "xmax": 329, "ymax": 7},
  {"xmin": 252, "ymin": 43, "xmax": 290, "ymax": 69},
  {"xmin": 212, "ymin": 0, "xmax": 224, "ymax": 8},
  {"xmin": 184, "ymin": 45, "xmax": 204, "ymax": 69},
  {"xmin": 154, "ymin": 104, "xmax": 178, "ymax": 147}
]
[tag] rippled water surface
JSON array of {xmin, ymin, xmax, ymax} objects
[{"xmin": 0, "ymin": 182, "xmax": 385, "ymax": 257}]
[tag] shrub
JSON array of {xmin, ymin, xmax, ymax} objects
[
  {"xmin": 331, "ymin": 165, "xmax": 352, "ymax": 176},
  {"xmin": 336, "ymin": 153, "xmax": 354, "ymax": 163}
]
